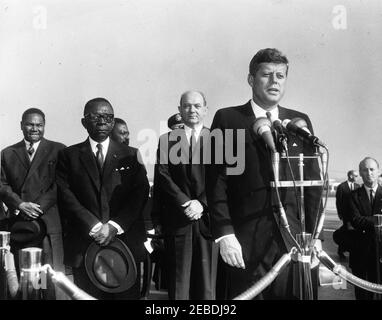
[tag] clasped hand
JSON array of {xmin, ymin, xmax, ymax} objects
[
  {"xmin": 182, "ymin": 200, "xmax": 203, "ymax": 221},
  {"xmin": 92, "ymin": 223, "xmax": 118, "ymax": 246},
  {"xmin": 18, "ymin": 202, "xmax": 43, "ymax": 220}
]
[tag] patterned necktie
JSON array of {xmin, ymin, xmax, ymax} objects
[
  {"xmin": 370, "ymin": 189, "xmax": 374, "ymax": 208},
  {"xmin": 96, "ymin": 143, "xmax": 104, "ymax": 171},
  {"xmin": 27, "ymin": 142, "xmax": 35, "ymax": 160}
]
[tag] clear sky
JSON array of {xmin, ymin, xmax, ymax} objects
[{"xmin": 1, "ymin": 0, "xmax": 382, "ymax": 182}]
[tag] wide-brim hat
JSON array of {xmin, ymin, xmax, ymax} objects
[
  {"xmin": 85, "ymin": 238, "xmax": 137, "ymax": 293},
  {"xmin": 10, "ymin": 219, "xmax": 46, "ymax": 247}
]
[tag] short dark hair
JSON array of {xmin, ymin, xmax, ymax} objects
[
  {"xmin": 114, "ymin": 118, "xmax": 127, "ymax": 126},
  {"xmin": 249, "ymin": 48, "xmax": 289, "ymax": 76},
  {"xmin": 347, "ymin": 170, "xmax": 356, "ymax": 178},
  {"xmin": 21, "ymin": 108, "xmax": 45, "ymax": 123},
  {"xmin": 179, "ymin": 91, "xmax": 207, "ymax": 106},
  {"xmin": 84, "ymin": 97, "xmax": 113, "ymax": 116},
  {"xmin": 359, "ymin": 157, "xmax": 380, "ymax": 171}
]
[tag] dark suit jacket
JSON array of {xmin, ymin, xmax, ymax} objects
[
  {"xmin": 206, "ymin": 101, "xmax": 321, "ymax": 264},
  {"xmin": 336, "ymin": 181, "xmax": 360, "ymax": 224},
  {"xmin": 0, "ymin": 138, "xmax": 65, "ymax": 235},
  {"xmin": 349, "ymin": 186, "xmax": 382, "ymax": 270},
  {"xmin": 152, "ymin": 127, "xmax": 211, "ymax": 238},
  {"xmin": 56, "ymin": 139, "xmax": 149, "ymax": 267}
]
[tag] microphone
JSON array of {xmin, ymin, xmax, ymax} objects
[
  {"xmin": 266, "ymin": 112, "xmax": 288, "ymax": 150},
  {"xmin": 282, "ymin": 118, "xmax": 326, "ymax": 148},
  {"xmin": 253, "ymin": 117, "xmax": 276, "ymax": 153}
]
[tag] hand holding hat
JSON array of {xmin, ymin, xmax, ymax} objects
[
  {"xmin": 92, "ymin": 223, "xmax": 118, "ymax": 246},
  {"xmin": 18, "ymin": 202, "xmax": 43, "ymax": 219}
]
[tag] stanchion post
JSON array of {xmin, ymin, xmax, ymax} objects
[
  {"xmin": 374, "ymin": 215, "xmax": 382, "ymax": 300},
  {"xmin": 0, "ymin": 231, "xmax": 10, "ymax": 300},
  {"xmin": 19, "ymin": 248, "xmax": 43, "ymax": 300},
  {"xmin": 296, "ymin": 232, "xmax": 313, "ymax": 300}
]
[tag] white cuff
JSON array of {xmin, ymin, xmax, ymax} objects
[
  {"xmin": 89, "ymin": 222, "xmax": 102, "ymax": 236},
  {"xmin": 108, "ymin": 220, "xmax": 124, "ymax": 235},
  {"xmin": 215, "ymin": 233, "xmax": 235, "ymax": 243}
]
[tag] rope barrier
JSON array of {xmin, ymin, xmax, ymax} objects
[{"xmin": 233, "ymin": 250, "xmax": 294, "ymax": 300}]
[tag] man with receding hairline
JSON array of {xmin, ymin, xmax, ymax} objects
[
  {"xmin": 152, "ymin": 90, "xmax": 218, "ymax": 300},
  {"xmin": 56, "ymin": 97, "xmax": 149, "ymax": 299},
  {"xmin": 349, "ymin": 157, "xmax": 382, "ymax": 300}
]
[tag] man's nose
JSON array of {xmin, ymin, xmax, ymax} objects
[{"xmin": 270, "ymin": 73, "xmax": 279, "ymax": 83}]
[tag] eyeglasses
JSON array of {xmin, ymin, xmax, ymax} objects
[{"xmin": 84, "ymin": 113, "xmax": 114, "ymax": 123}]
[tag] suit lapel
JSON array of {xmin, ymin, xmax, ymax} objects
[
  {"xmin": 242, "ymin": 101, "xmax": 257, "ymax": 144},
  {"xmin": 79, "ymin": 140, "xmax": 101, "ymax": 190},
  {"xmin": 27, "ymin": 138, "xmax": 48, "ymax": 177},
  {"xmin": 101, "ymin": 140, "xmax": 119, "ymax": 183},
  {"xmin": 373, "ymin": 186, "xmax": 382, "ymax": 215},
  {"xmin": 12, "ymin": 140, "xmax": 30, "ymax": 171}
]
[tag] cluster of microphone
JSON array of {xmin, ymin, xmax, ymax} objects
[{"xmin": 252, "ymin": 113, "xmax": 326, "ymax": 153}]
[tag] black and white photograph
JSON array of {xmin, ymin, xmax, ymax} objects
[{"xmin": 1, "ymin": 0, "xmax": 382, "ymax": 309}]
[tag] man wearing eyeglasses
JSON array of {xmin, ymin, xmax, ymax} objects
[{"xmin": 56, "ymin": 97, "xmax": 149, "ymax": 299}]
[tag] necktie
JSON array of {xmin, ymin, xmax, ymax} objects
[
  {"xmin": 370, "ymin": 189, "xmax": 374, "ymax": 208},
  {"xmin": 350, "ymin": 183, "xmax": 353, "ymax": 191},
  {"xmin": 96, "ymin": 143, "xmax": 104, "ymax": 171},
  {"xmin": 189, "ymin": 129, "xmax": 197, "ymax": 164},
  {"xmin": 27, "ymin": 143, "xmax": 35, "ymax": 160}
]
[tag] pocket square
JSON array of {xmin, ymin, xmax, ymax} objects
[{"xmin": 115, "ymin": 166, "xmax": 130, "ymax": 171}]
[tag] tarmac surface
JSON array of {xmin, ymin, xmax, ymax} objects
[{"xmin": 145, "ymin": 197, "xmax": 356, "ymax": 300}]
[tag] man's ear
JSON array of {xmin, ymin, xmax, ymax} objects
[
  {"xmin": 81, "ymin": 118, "xmax": 86, "ymax": 129},
  {"xmin": 247, "ymin": 73, "xmax": 254, "ymax": 88},
  {"xmin": 20, "ymin": 121, "xmax": 23, "ymax": 131}
]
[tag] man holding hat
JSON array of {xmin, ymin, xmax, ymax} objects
[
  {"xmin": 56, "ymin": 97, "xmax": 149, "ymax": 299},
  {"xmin": 0, "ymin": 108, "xmax": 66, "ymax": 299}
]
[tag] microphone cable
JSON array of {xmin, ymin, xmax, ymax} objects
[{"xmin": 312, "ymin": 145, "xmax": 330, "ymax": 241}]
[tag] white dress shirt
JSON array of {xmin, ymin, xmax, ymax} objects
[
  {"xmin": 87, "ymin": 137, "xmax": 124, "ymax": 236},
  {"xmin": 183, "ymin": 123, "xmax": 204, "ymax": 143},
  {"xmin": 364, "ymin": 184, "xmax": 378, "ymax": 203}
]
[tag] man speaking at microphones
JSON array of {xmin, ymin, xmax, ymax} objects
[{"xmin": 206, "ymin": 48, "xmax": 322, "ymax": 299}]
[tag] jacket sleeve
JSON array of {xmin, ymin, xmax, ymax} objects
[
  {"xmin": 155, "ymin": 134, "xmax": 191, "ymax": 207},
  {"xmin": 206, "ymin": 110, "xmax": 235, "ymax": 239}
]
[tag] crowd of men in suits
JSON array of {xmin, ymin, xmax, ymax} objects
[{"xmin": 1, "ymin": 47, "xmax": 381, "ymax": 300}]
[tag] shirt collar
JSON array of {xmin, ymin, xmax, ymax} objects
[
  {"xmin": 184, "ymin": 123, "xmax": 204, "ymax": 140},
  {"xmin": 250, "ymin": 99, "xmax": 279, "ymax": 120},
  {"xmin": 88, "ymin": 136, "xmax": 110, "ymax": 156},
  {"xmin": 364, "ymin": 184, "xmax": 378, "ymax": 194},
  {"xmin": 24, "ymin": 139, "xmax": 41, "ymax": 150}
]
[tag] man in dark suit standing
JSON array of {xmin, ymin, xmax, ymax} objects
[
  {"xmin": 206, "ymin": 48, "xmax": 322, "ymax": 299},
  {"xmin": 152, "ymin": 91, "xmax": 218, "ymax": 300},
  {"xmin": 335, "ymin": 170, "xmax": 360, "ymax": 258},
  {"xmin": 56, "ymin": 97, "xmax": 149, "ymax": 299},
  {"xmin": 349, "ymin": 157, "xmax": 382, "ymax": 300},
  {"xmin": 0, "ymin": 108, "xmax": 65, "ymax": 299}
]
